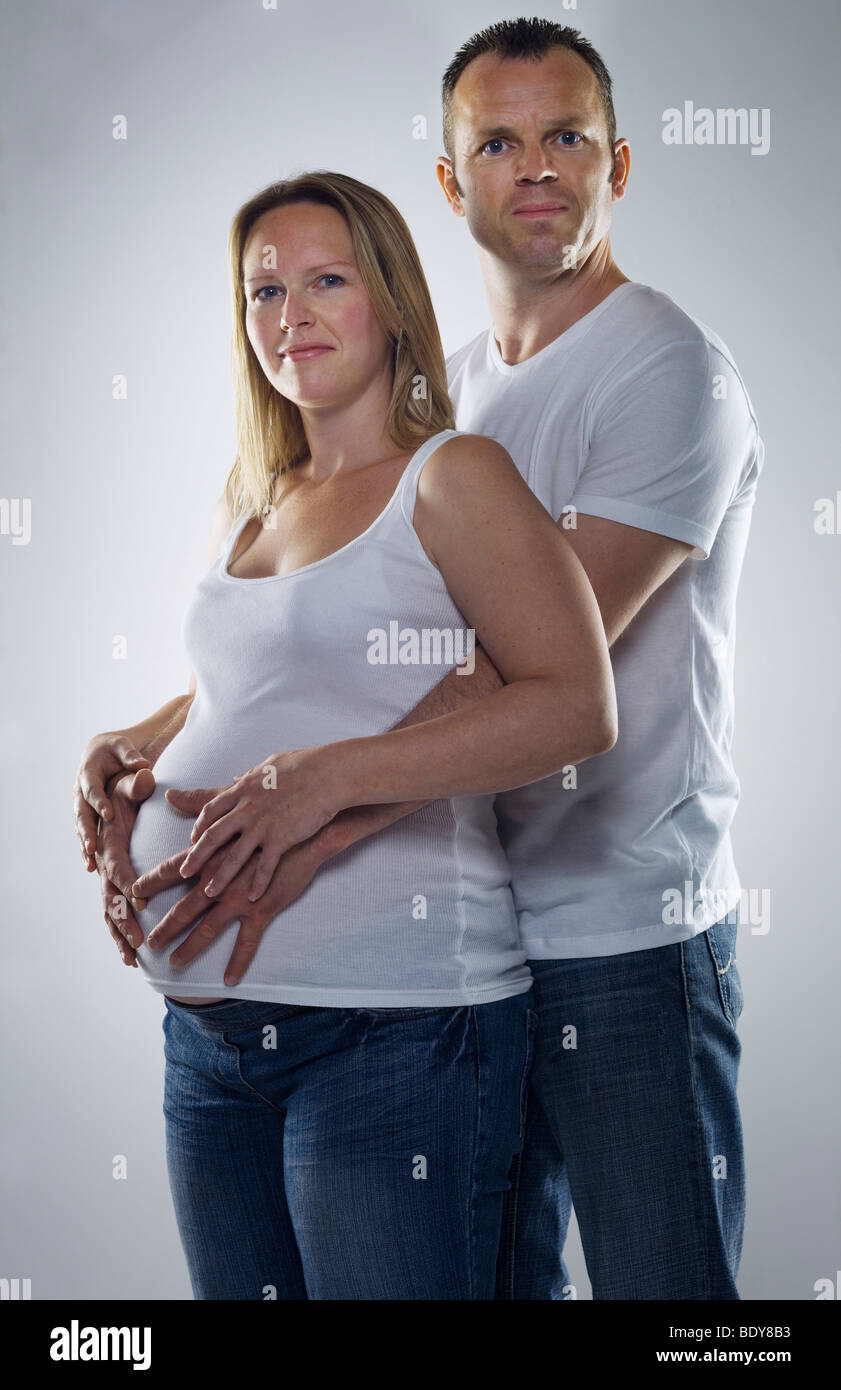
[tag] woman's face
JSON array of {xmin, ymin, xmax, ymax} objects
[{"xmin": 242, "ymin": 200, "xmax": 394, "ymax": 412}]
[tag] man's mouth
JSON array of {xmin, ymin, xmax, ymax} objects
[{"xmin": 512, "ymin": 203, "xmax": 569, "ymax": 218}]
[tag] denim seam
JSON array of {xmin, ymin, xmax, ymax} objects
[
  {"xmin": 467, "ymin": 1006, "xmax": 481, "ymax": 1301},
  {"xmin": 507, "ymin": 1018, "xmax": 535, "ymax": 1300},
  {"xmin": 226, "ymin": 1029, "xmax": 285, "ymax": 1113},
  {"xmin": 678, "ymin": 939, "xmax": 712, "ymax": 1301},
  {"xmin": 500, "ymin": 1150, "xmax": 522, "ymax": 1300}
]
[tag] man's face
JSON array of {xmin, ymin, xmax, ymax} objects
[{"xmin": 441, "ymin": 49, "xmax": 624, "ymax": 271}]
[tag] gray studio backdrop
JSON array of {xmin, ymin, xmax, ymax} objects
[{"xmin": 1, "ymin": 0, "xmax": 838, "ymax": 1300}]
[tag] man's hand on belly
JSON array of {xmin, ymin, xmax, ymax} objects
[
  {"xmin": 133, "ymin": 794, "xmax": 437, "ymax": 986},
  {"xmin": 137, "ymin": 834, "xmax": 334, "ymax": 986}
]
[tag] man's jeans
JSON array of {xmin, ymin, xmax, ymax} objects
[
  {"xmin": 162, "ymin": 989, "xmax": 536, "ymax": 1299},
  {"xmin": 496, "ymin": 918, "xmax": 745, "ymax": 1300}
]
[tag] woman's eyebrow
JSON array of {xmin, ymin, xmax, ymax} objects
[{"xmin": 243, "ymin": 259, "xmax": 355, "ymax": 284}]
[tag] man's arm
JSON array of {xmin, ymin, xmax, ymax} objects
[
  {"xmin": 320, "ymin": 645, "xmax": 505, "ymax": 854},
  {"xmin": 560, "ymin": 512, "xmax": 694, "ymax": 648},
  {"xmin": 319, "ymin": 513, "xmax": 692, "ymax": 859}
]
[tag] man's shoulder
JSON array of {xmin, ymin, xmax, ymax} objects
[
  {"xmin": 611, "ymin": 283, "xmax": 708, "ymax": 352},
  {"xmin": 618, "ymin": 283, "xmax": 744, "ymax": 376},
  {"xmin": 619, "ymin": 284, "xmax": 759, "ymax": 429}
]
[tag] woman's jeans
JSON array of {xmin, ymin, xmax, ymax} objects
[
  {"xmin": 495, "ymin": 917, "xmax": 745, "ymax": 1300},
  {"xmin": 162, "ymin": 989, "xmax": 536, "ymax": 1299}
]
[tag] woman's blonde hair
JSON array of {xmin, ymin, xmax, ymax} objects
[{"xmin": 225, "ymin": 171, "xmax": 456, "ymax": 520}]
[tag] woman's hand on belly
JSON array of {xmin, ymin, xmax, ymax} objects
[
  {"xmin": 94, "ymin": 769, "xmax": 156, "ymax": 963},
  {"xmin": 160, "ymin": 747, "xmax": 342, "ymax": 904},
  {"xmin": 136, "ymin": 833, "xmax": 333, "ymax": 986}
]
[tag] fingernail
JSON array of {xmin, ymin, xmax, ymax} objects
[
  {"xmin": 224, "ymin": 974, "xmax": 238, "ymax": 987},
  {"xmin": 204, "ymin": 883, "xmax": 216, "ymax": 896}
]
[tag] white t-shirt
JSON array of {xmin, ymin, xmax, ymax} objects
[{"xmin": 446, "ymin": 281, "xmax": 764, "ymax": 958}]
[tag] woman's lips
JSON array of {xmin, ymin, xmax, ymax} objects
[{"xmin": 281, "ymin": 345, "xmax": 334, "ymax": 360}]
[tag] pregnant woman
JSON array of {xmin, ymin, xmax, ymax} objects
[{"xmin": 73, "ymin": 171, "xmax": 616, "ymax": 1299}]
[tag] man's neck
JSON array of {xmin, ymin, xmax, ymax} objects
[{"xmin": 482, "ymin": 248, "xmax": 631, "ymax": 366}]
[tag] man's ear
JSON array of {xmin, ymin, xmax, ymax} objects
[
  {"xmin": 611, "ymin": 139, "xmax": 631, "ymax": 201},
  {"xmin": 436, "ymin": 156, "xmax": 465, "ymax": 216}
]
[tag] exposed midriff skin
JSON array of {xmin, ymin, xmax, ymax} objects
[{"xmin": 166, "ymin": 994, "xmax": 227, "ymax": 1004}]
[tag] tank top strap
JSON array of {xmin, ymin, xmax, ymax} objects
[
  {"xmin": 220, "ymin": 511, "xmax": 254, "ymax": 566},
  {"xmin": 397, "ymin": 428, "xmax": 461, "ymax": 530}
]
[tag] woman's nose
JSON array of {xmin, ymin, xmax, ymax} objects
[{"xmin": 279, "ymin": 295, "xmax": 313, "ymax": 332}]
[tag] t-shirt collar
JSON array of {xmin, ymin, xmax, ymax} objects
[{"xmin": 486, "ymin": 281, "xmax": 639, "ymax": 377}]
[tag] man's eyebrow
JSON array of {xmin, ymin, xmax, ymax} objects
[
  {"xmin": 472, "ymin": 117, "xmax": 588, "ymax": 142},
  {"xmin": 243, "ymin": 259, "xmax": 355, "ymax": 284}
]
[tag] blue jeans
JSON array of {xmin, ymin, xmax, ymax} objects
[
  {"xmin": 495, "ymin": 918, "xmax": 745, "ymax": 1300},
  {"xmin": 162, "ymin": 989, "xmax": 536, "ymax": 1299}
]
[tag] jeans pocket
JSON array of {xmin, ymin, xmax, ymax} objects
[{"xmin": 703, "ymin": 922, "xmax": 744, "ymax": 1026}]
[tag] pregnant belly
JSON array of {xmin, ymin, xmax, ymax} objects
[{"xmin": 130, "ymin": 784, "xmax": 227, "ymax": 1003}]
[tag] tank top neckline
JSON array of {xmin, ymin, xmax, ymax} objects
[{"xmin": 219, "ymin": 429, "xmax": 455, "ymax": 585}]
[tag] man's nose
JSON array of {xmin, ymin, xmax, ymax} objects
[{"xmin": 514, "ymin": 145, "xmax": 559, "ymax": 183}]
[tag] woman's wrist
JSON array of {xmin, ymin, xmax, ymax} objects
[{"xmin": 312, "ymin": 737, "xmax": 371, "ymax": 814}]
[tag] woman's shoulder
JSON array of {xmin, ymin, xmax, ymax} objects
[
  {"xmin": 414, "ymin": 432, "xmax": 531, "ymax": 541},
  {"xmin": 418, "ymin": 432, "xmax": 523, "ymax": 505},
  {"xmin": 426, "ymin": 430, "xmax": 515, "ymax": 477}
]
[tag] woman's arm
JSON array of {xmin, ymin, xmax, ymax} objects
[
  {"xmin": 329, "ymin": 433, "xmax": 617, "ymax": 802},
  {"xmin": 177, "ymin": 435, "xmax": 617, "ymax": 899}
]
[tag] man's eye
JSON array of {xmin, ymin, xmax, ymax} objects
[
  {"xmin": 557, "ymin": 131, "xmax": 582, "ymax": 147},
  {"xmin": 481, "ymin": 138, "xmax": 507, "ymax": 155}
]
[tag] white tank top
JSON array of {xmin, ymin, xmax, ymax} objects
[{"xmin": 131, "ymin": 428, "xmax": 532, "ymax": 1006}]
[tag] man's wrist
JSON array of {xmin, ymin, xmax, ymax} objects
[{"xmin": 310, "ymin": 813, "xmax": 355, "ymax": 862}]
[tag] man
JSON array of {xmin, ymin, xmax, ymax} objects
[
  {"xmin": 434, "ymin": 18, "xmax": 761, "ymax": 1300},
  {"xmin": 75, "ymin": 18, "xmax": 762, "ymax": 1299}
]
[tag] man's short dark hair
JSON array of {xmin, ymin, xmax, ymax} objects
[{"xmin": 442, "ymin": 17, "xmax": 617, "ymax": 180}]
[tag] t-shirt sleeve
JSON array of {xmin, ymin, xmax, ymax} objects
[{"xmin": 569, "ymin": 336, "xmax": 761, "ymax": 559}]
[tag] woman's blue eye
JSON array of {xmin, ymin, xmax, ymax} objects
[{"xmin": 252, "ymin": 273, "xmax": 343, "ymax": 303}]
